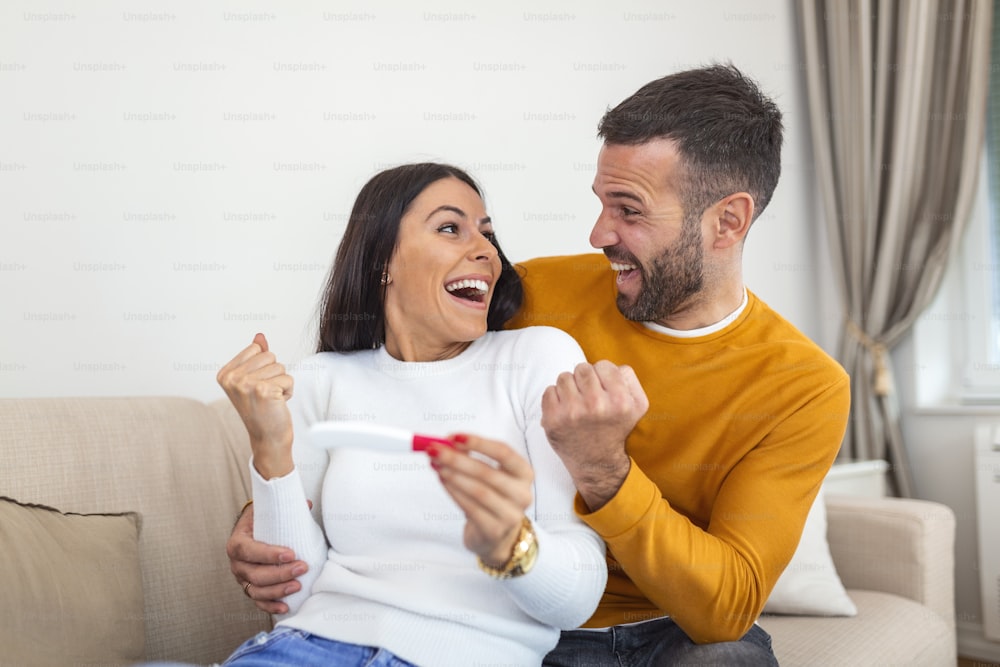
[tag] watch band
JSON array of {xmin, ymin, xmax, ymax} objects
[{"xmin": 477, "ymin": 515, "xmax": 539, "ymax": 579}]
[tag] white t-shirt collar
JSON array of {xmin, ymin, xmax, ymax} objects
[{"xmin": 641, "ymin": 288, "xmax": 749, "ymax": 338}]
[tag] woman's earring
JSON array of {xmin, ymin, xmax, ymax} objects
[{"xmin": 380, "ymin": 272, "xmax": 392, "ymax": 286}]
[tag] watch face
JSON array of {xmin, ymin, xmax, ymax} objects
[{"xmin": 478, "ymin": 517, "xmax": 538, "ymax": 579}]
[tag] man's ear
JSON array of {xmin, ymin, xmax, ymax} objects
[{"xmin": 710, "ymin": 192, "xmax": 755, "ymax": 249}]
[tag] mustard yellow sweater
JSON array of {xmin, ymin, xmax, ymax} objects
[{"xmin": 509, "ymin": 254, "xmax": 850, "ymax": 643}]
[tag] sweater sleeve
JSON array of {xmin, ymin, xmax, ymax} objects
[
  {"xmin": 498, "ymin": 327, "xmax": 608, "ymax": 629},
  {"xmin": 578, "ymin": 374, "xmax": 850, "ymax": 642},
  {"xmin": 251, "ymin": 462, "xmax": 328, "ymax": 615},
  {"xmin": 250, "ymin": 355, "xmax": 332, "ymax": 616}
]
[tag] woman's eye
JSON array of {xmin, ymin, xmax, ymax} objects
[{"xmin": 438, "ymin": 223, "xmax": 459, "ymax": 234}]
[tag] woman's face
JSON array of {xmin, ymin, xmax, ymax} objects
[{"xmin": 382, "ymin": 177, "xmax": 501, "ymax": 362}]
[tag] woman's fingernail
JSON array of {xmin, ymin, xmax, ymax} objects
[{"xmin": 426, "ymin": 445, "xmax": 440, "ymax": 458}]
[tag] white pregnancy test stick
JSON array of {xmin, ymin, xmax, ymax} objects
[{"xmin": 308, "ymin": 421, "xmax": 453, "ymax": 453}]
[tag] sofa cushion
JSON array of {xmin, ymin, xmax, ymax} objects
[
  {"xmin": 0, "ymin": 397, "xmax": 273, "ymax": 662},
  {"xmin": 0, "ymin": 496, "xmax": 145, "ymax": 666},
  {"xmin": 763, "ymin": 487, "xmax": 857, "ymax": 616},
  {"xmin": 758, "ymin": 589, "xmax": 954, "ymax": 667}
]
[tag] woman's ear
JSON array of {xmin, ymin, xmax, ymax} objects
[{"xmin": 711, "ymin": 192, "xmax": 755, "ymax": 249}]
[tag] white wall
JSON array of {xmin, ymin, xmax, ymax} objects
[{"xmin": 0, "ymin": 0, "xmax": 825, "ymax": 401}]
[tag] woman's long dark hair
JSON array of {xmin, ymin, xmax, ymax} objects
[{"xmin": 317, "ymin": 163, "xmax": 523, "ymax": 352}]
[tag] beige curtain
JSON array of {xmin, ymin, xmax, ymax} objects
[{"xmin": 797, "ymin": 0, "xmax": 992, "ymax": 496}]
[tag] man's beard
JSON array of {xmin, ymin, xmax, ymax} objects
[{"xmin": 614, "ymin": 214, "xmax": 704, "ymax": 322}]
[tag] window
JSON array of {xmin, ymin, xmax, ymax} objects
[
  {"xmin": 955, "ymin": 10, "xmax": 1000, "ymax": 402},
  {"xmin": 913, "ymin": 9, "xmax": 1000, "ymax": 406},
  {"xmin": 958, "ymin": 161, "xmax": 1000, "ymax": 402}
]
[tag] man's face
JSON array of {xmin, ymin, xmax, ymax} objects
[{"xmin": 590, "ymin": 139, "xmax": 705, "ymax": 325}]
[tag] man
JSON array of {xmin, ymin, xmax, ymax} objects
[{"xmin": 228, "ymin": 64, "xmax": 849, "ymax": 665}]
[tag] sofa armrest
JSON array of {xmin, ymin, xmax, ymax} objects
[{"xmin": 824, "ymin": 494, "xmax": 955, "ymax": 623}]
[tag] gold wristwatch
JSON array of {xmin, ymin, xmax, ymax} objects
[{"xmin": 477, "ymin": 516, "xmax": 539, "ymax": 579}]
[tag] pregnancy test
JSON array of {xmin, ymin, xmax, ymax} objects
[{"xmin": 307, "ymin": 421, "xmax": 453, "ymax": 453}]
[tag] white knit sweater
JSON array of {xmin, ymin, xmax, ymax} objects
[{"xmin": 251, "ymin": 326, "xmax": 607, "ymax": 666}]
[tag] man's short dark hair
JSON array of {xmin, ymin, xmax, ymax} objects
[{"xmin": 598, "ymin": 63, "xmax": 783, "ymax": 222}]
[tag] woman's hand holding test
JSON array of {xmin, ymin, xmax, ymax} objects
[{"xmin": 430, "ymin": 434, "xmax": 533, "ymax": 568}]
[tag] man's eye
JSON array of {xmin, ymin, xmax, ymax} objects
[{"xmin": 621, "ymin": 207, "xmax": 640, "ymax": 217}]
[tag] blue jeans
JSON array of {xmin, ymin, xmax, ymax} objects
[
  {"xmin": 222, "ymin": 627, "xmax": 419, "ymax": 667},
  {"xmin": 543, "ymin": 618, "xmax": 778, "ymax": 667}
]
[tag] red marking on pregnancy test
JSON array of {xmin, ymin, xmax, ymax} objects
[{"xmin": 412, "ymin": 434, "xmax": 454, "ymax": 452}]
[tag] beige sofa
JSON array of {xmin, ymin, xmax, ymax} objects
[{"xmin": 0, "ymin": 397, "xmax": 956, "ymax": 666}]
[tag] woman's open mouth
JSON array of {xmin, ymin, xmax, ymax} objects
[{"xmin": 444, "ymin": 278, "xmax": 489, "ymax": 305}]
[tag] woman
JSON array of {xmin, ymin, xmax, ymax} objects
[{"xmin": 217, "ymin": 163, "xmax": 606, "ymax": 666}]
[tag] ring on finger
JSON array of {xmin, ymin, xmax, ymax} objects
[{"xmin": 243, "ymin": 581, "xmax": 253, "ymax": 598}]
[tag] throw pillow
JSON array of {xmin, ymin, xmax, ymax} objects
[
  {"xmin": 762, "ymin": 487, "xmax": 858, "ymax": 616},
  {"xmin": 0, "ymin": 496, "xmax": 145, "ymax": 666}
]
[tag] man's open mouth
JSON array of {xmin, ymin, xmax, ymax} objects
[{"xmin": 610, "ymin": 261, "xmax": 639, "ymax": 284}]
